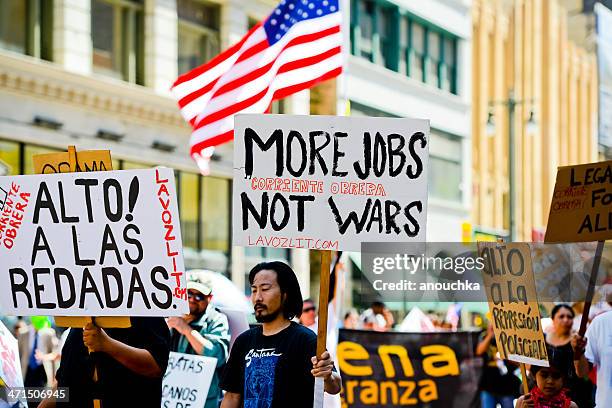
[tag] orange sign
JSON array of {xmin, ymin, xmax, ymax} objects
[{"xmin": 545, "ymin": 161, "xmax": 612, "ymax": 242}]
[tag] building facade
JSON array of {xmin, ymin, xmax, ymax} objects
[
  {"xmin": 0, "ymin": 0, "xmax": 473, "ymax": 312},
  {"xmin": 471, "ymin": 0, "xmax": 598, "ymax": 241},
  {"xmin": 0, "ymin": 0, "xmax": 314, "ymax": 298},
  {"xmin": 346, "ymin": 0, "xmax": 473, "ymax": 242}
]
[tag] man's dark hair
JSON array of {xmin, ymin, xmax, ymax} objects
[
  {"xmin": 249, "ymin": 261, "xmax": 303, "ymax": 320},
  {"xmin": 303, "ymin": 298, "xmax": 315, "ymax": 306}
]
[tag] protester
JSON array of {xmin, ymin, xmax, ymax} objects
[
  {"xmin": 38, "ymin": 317, "xmax": 170, "ymax": 408},
  {"xmin": 343, "ymin": 309, "xmax": 359, "ymax": 329},
  {"xmin": 475, "ymin": 322, "xmax": 520, "ymax": 408},
  {"xmin": 220, "ymin": 261, "xmax": 341, "ymax": 407},
  {"xmin": 360, "ymin": 301, "xmax": 394, "ymax": 331},
  {"xmin": 575, "ymin": 302, "xmax": 612, "ymax": 407},
  {"xmin": 516, "ymin": 352, "xmax": 578, "ymax": 408},
  {"xmin": 167, "ymin": 273, "xmax": 230, "ymax": 408},
  {"xmin": 299, "ymin": 298, "xmax": 317, "ymax": 331},
  {"xmin": 545, "ymin": 304, "xmax": 593, "ymax": 408},
  {"xmin": 17, "ymin": 316, "xmax": 58, "ymax": 397}
]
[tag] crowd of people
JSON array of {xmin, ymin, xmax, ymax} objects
[
  {"xmin": 475, "ymin": 301, "xmax": 612, "ymax": 408},
  {"xmin": 1, "ymin": 263, "xmax": 611, "ymax": 407}
]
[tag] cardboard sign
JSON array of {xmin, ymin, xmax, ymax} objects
[
  {"xmin": 32, "ymin": 150, "xmax": 112, "ymax": 174},
  {"xmin": 545, "ymin": 161, "xmax": 612, "ymax": 242},
  {"xmin": 0, "ymin": 321, "xmax": 23, "ymax": 389},
  {"xmin": 162, "ymin": 352, "xmax": 217, "ymax": 408},
  {"xmin": 479, "ymin": 242, "xmax": 549, "ymax": 366},
  {"xmin": 0, "ymin": 168, "xmax": 188, "ymax": 316},
  {"xmin": 233, "ymin": 114, "xmax": 430, "ymax": 252}
]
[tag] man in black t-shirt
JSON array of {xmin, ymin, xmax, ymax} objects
[
  {"xmin": 39, "ymin": 317, "xmax": 170, "ymax": 408},
  {"xmin": 220, "ymin": 261, "xmax": 341, "ymax": 408}
]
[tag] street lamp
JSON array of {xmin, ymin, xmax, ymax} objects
[{"xmin": 486, "ymin": 90, "xmax": 538, "ymax": 242}]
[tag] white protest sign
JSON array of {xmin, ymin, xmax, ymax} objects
[
  {"xmin": 0, "ymin": 168, "xmax": 188, "ymax": 316},
  {"xmin": 233, "ymin": 114, "xmax": 430, "ymax": 252},
  {"xmin": 0, "ymin": 321, "xmax": 23, "ymax": 389},
  {"xmin": 162, "ymin": 352, "xmax": 217, "ymax": 408}
]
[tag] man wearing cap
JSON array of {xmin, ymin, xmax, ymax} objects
[{"xmin": 167, "ymin": 273, "xmax": 230, "ymax": 408}]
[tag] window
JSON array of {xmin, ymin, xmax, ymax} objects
[
  {"xmin": 410, "ymin": 22, "xmax": 425, "ymax": 82},
  {"xmin": 399, "ymin": 17, "xmax": 408, "ymax": 75},
  {"xmin": 441, "ymin": 37, "xmax": 457, "ymax": 93},
  {"xmin": 429, "ymin": 131, "xmax": 463, "ymax": 202},
  {"xmin": 350, "ymin": 0, "xmax": 459, "ymax": 94},
  {"xmin": 378, "ymin": 5, "xmax": 395, "ymax": 70},
  {"xmin": 0, "ymin": 140, "xmax": 20, "ymax": 176},
  {"xmin": 358, "ymin": 0, "xmax": 374, "ymax": 61},
  {"xmin": 0, "ymin": 0, "xmax": 53, "ymax": 61},
  {"xmin": 180, "ymin": 172, "xmax": 199, "ymax": 250},
  {"xmin": 201, "ymin": 176, "xmax": 230, "ymax": 253},
  {"xmin": 427, "ymin": 30, "xmax": 440, "ymax": 86},
  {"xmin": 92, "ymin": 0, "xmax": 144, "ymax": 84},
  {"xmin": 177, "ymin": 0, "xmax": 220, "ymax": 75}
]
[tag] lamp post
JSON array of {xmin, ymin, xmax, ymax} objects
[{"xmin": 486, "ymin": 90, "xmax": 538, "ymax": 242}]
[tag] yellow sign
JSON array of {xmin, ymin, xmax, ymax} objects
[
  {"xmin": 33, "ymin": 149, "xmax": 112, "ymax": 174},
  {"xmin": 545, "ymin": 160, "xmax": 612, "ymax": 242},
  {"xmin": 478, "ymin": 242, "xmax": 549, "ymax": 366}
]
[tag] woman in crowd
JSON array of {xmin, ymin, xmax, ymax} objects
[{"xmin": 545, "ymin": 304, "xmax": 593, "ymax": 408}]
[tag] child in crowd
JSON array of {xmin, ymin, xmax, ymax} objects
[{"xmin": 515, "ymin": 358, "xmax": 578, "ymax": 408}]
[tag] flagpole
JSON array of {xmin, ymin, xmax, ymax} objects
[{"xmin": 337, "ymin": 0, "xmax": 350, "ymax": 116}]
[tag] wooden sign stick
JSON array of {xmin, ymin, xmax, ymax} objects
[
  {"xmin": 520, "ymin": 363, "xmax": 530, "ymax": 395},
  {"xmin": 313, "ymin": 250, "xmax": 332, "ymax": 408},
  {"xmin": 578, "ymin": 240, "xmax": 605, "ymax": 336}
]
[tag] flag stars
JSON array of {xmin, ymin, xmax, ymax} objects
[
  {"xmin": 330, "ymin": 5, "xmax": 336, "ymax": 11},
  {"xmin": 317, "ymin": 9, "xmax": 322, "ymax": 15},
  {"xmin": 308, "ymin": 3, "xmax": 314, "ymax": 9},
  {"xmin": 271, "ymin": 19, "xmax": 277, "ymax": 25},
  {"xmin": 275, "ymin": 9, "xmax": 281, "ymax": 14}
]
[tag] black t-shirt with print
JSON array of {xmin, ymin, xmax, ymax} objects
[
  {"xmin": 55, "ymin": 317, "xmax": 170, "ymax": 407},
  {"xmin": 221, "ymin": 322, "xmax": 322, "ymax": 408}
]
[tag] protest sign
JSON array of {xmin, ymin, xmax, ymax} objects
[
  {"xmin": 479, "ymin": 242, "xmax": 548, "ymax": 366},
  {"xmin": 545, "ymin": 161, "xmax": 612, "ymax": 243},
  {"xmin": 34, "ymin": 146, "xmax": 129, "ymax": 328},
  {"xmin": 337, "ymin": 329, "xmax": 482, "ymax": 408},
  {"xmin": 232, "ymin": 114, "xmax": 429, "ymax": 252},
  {"xmin": 32, "ymin": 149, "xmax": 112, "ymax": 174},
  {"xmin": 162, "ymin": 352, "xmax": 217, "ymax": 408},
  {"xmin": 0, "ymin": 321, "xmax": 23, "ymax": 389},
  {"xmin": 0, "ymin": 168, "xmax": 188, "ymax": 316}
]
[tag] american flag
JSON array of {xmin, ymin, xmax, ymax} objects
[{"xmin": 172, "ymin": 0, "xmax": 343, "ymax": 172}]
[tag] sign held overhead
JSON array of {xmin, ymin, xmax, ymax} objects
[
  {"xmin": 232, "ymin": 114, "xmax": 430, "ymax": 252},
  {"xmin": 0, "ymin": 168, "xmax": 188, "ymax": 316}
]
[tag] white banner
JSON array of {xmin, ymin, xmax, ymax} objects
[
  {"xmin": 233, "ymin": 114, "xmax": 430, "ymax": 252},
  {"xmin": 162, "ymin": 352, "xmax": 217, "ymax": 408},
  {"xmin": 0, "ymin": 168, "xmax": 188, "ymax": 316}
]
